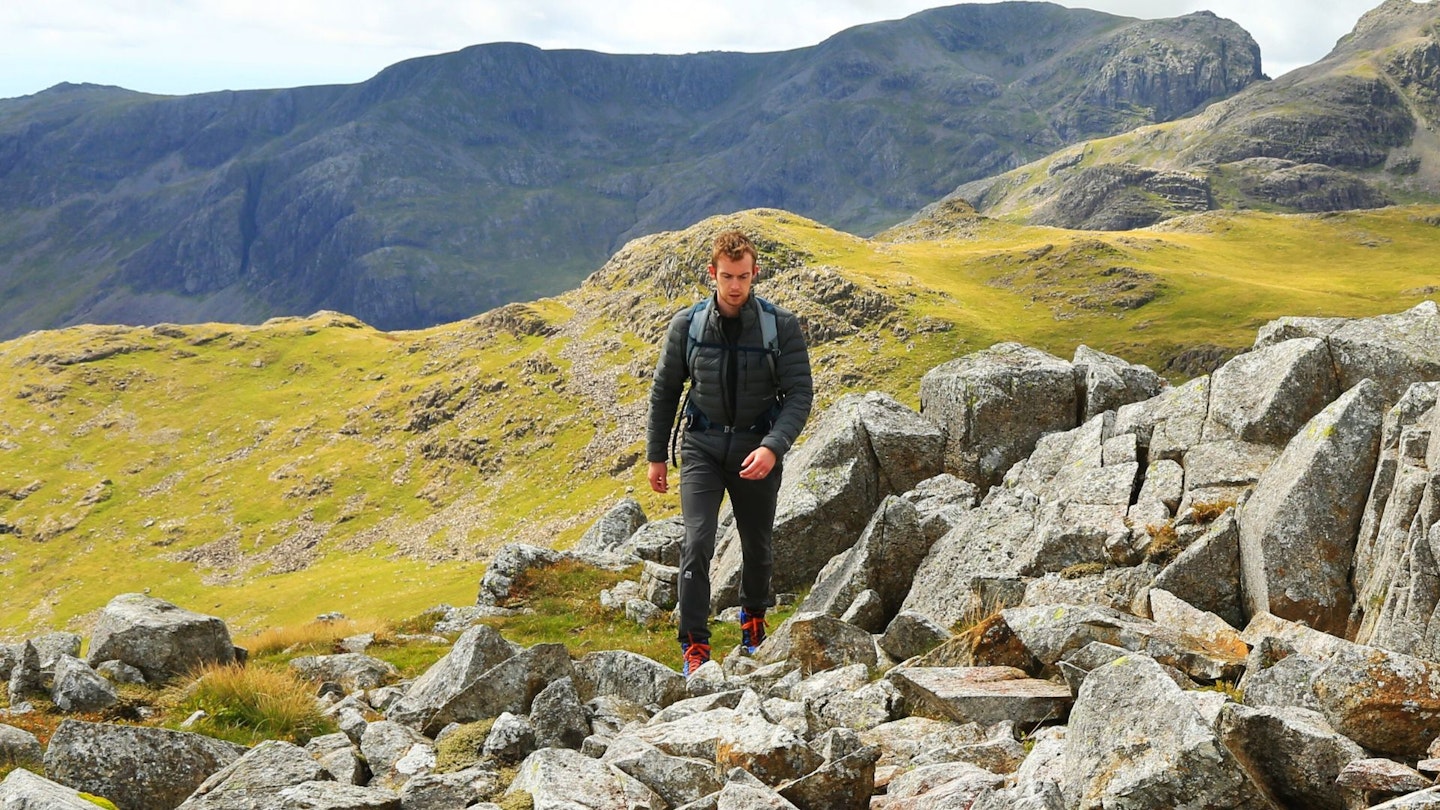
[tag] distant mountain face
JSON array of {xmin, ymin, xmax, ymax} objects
[
  {"xmin": 0, "ymin": 2, "xmax": 1262, "ymax": 339},
  {"xmin": 926, "ymin": 0, "xmax": 1440, "ymax": 231}
]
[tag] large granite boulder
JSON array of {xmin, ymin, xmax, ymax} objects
[
  {"xmin": 1351, "ymin": 383, "xmax": 1440, "ymax": 651},
  {"xmin": 1240, "ymin": 612, "xmax": 1440, "ymax": 760},
  {"xmin": 1239, "ymin": 380, "xmax": 1385, "ymax": 635},
  {"xmin": 1177, "ymin": 439, "xmax": 1279, "ymax": 514},
  {"xmin": 396, "ymin": 766, "xmax": 499, "ymax": 809},
  {"xmin": 1147, "ymin": 376, "xmax": 1210, "ymax": 462},
  {"xmin": 0, "ymin": 723, "xmax": 43, "ymax": 772},
  {"xmin": 386, "ymin": 624, "xmax": 520, "ymax": 727},
  {"xmin": 482, "ymin": 712, "xmax": 535, "ymax": 764},
  {"xmin": 422, "ymin": 643, "xmax": 576, "ymax": 736},
  {"xmin": 289, "ymin": 653, "xmax": 399, "ymax": 692},
  {"xmin": 711, "ymin": 391, "xmax": 942, "ymax": 610},
  {"xmin": 22, "ymin": 632, "xmax": 81, "ymax": 668},
  {"xmin": 43, "ymin": 719, "xmax": 247, "ymax": 810},
  {"xmin": 853, "ymin": 391, "xmax": 949, "ymax": 496},
  {"xmin": 920, "ymin": 343, "xmax": 1078, "ymax": 492},
  {"xmin": 632, "ymin": 708, "xmax": 823, "ymax": 788},
  {"xmin": 530, "ymin": 676, "xmax": 591, "ymax": 750},
  {"xmin": 1072, "ymin": 344, "xmax": 1166, "ymax": 423},
  {"xmin": 1254, "ymin": 300, "xmax": 1440, "ymax": 404},
  {"xmin": 175, "ymin": 739, "xmax": 329, "ymax": 809},
  {"xmin": 752, "ymin": 613, "xmax": 878, "ymax": 676},
  {"xmin": 50, "ymin": 654, "xmax": 118, "ymax": 713},
  {"xmin": 1201, "ymin": 338, "xmax": 1339, "ymax": 446},
  {"xmin": 899, "ymin": 487, "xmax": 1037, "ymax": 630},
  {"xmin": 1311, "ymin": 643, "xmax": 1440, "ymax": 759},
  {"xmin": 601, "ymin": 737, "xmax": 726, "ymax": 808},
  {"xmin": 881, "ymin": 761, "xmax": 1007, "ymax": 807},
  {"xmin": 85, "ymin": 593, "xmax": 236, "ymax": 682},
  {"xmin": 620, "ymin": 516, "xmax": 685, "ymax": 567},
  {"xmin": 0, "ymin": 768, "xmax": 108, "ymax": 809},
  {"xmin": 1153, "ymin": 508, "xmax": 1244, "ymax": 629},
  {"xmin": 800, "ymin": 496, "xmax": 933, "ymax": 623},
  {"xmin": 508, "ymin": 747, "xmax": 664, "ymax": 808},
  {"xmin": 1002, "ymin": 603, "xmax": 1246, "ymax": 683},
  {"xmin": 1062, "ymin": 654, "xmax": 1271, "ymax": 809},
  {"xmin": 902, "ymin": 415, "xmax": 1167, "ymax": 633},
  {"xmin": 6, "ymin": 642, "xmax": 43, "ymax": 702},
  {"xmin": 574, "ymin": 649, "xmax": 688, "ymax": 709},
  {"xmin": 475, "ymin": 544, "xmax": 564, "ymax": 607},
  {"xmin": 1218, "ymin": 703, "xmax": 1367, "ymax": 810},
  {"xmin": 1128, "ymin": 457, "xmax": 1183, "ymax": 531},
  {"xmin": 886, "ymin": 666, "xmax": 1072, "ymax": 726},
  {"xmin": 361, "ymin": 721, "xmax": 436, "ymax": 790},
  {"xmin": 778, "ymin": 743, "xmax": 879, "ymax": 810},
  {"xmin": 901, "ymin": 473, "xmax": 979, "ymax": 542},
  {"xmin": 573, "ymin": 497, "xmax": 648, "ymax": 556}
]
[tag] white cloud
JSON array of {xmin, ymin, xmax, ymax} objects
[{"xmin": 0, "ymin": 0, "xmax": 1391, "ymax": 99}]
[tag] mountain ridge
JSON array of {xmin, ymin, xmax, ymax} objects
[{"xmin": 0, "ymin": 2, "xmax": 1263, "ymax": 339}]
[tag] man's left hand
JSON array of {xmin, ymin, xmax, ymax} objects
[{"xmin": 739, "ymin": 446, "xmax": 777, "ymax": 480}]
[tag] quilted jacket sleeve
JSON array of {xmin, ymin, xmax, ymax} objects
[
  {"xmin": 760, "ymin": 309, "xmax": 812, "ymax": 460},
  {"xmin": 645, "ymin": 308, "xmax": 692, "ymax": 463}
]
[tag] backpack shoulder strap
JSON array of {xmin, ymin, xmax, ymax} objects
[
  {"xmin": 755, "ymin": 296, "xmax": 779, "ymax": 354},
  {"xmin": 684, "ymin": 299, "xmax": 710, "ymax": 374},
  {"xmin": 754, "ymin": 296, "xmax": 781, "ymax": 392}
]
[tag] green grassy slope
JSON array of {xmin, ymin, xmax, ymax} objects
[{"xmin": 2, "ymin": 205, "xmax": 1437, "ymax": 639}]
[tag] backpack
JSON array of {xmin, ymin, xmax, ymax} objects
[{"xmin": 667, "ymin": 296, "xmax": 785, "ymax": 463}]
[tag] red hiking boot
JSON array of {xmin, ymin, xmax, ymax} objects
[
  {"xmin": 681, "ymin": 640, "xmax": 711, "ymax": 677},
  {"xmin": 740, "ymin": 608, "xmax": 767, "ymax": 654}
]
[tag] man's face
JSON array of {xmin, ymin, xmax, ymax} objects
[{"xmin": 708, "ymin": 254, "xmax": 758, "ymax": 316}]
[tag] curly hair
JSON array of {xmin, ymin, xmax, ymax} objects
[{"xmin": 710, "ymin": 229, "xmax": 757, "ymax": 268}]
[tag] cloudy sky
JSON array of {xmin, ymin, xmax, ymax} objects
[{"xmin": 0, "ymin": 1, "xmax": 1399, "ymax": 101}]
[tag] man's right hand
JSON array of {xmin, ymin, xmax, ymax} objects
[{"xmin": 648, "ymin": 461, "xmax": 669, "ymax": 494}]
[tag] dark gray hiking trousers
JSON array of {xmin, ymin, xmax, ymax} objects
[{"xmin": 677, "ymin": 428, "xmax": 782, "ymax": 645}]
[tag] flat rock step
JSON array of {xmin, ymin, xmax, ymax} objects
[{"xmin": 887, "ymin": 666, "xmax": 1073, "ymax": 725}]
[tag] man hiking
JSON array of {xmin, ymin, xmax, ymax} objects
[{"xmin": 646, "ymin": 229, "xmax": 813, "ymax": 676}]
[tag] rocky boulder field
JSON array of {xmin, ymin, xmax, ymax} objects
[{"xmin": 5, "ymin": 302, "xmax": 1440, "ymax": 809}]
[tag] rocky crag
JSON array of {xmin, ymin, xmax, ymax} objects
[
  {"xmin": 5, "ymin": 302, "xmax": 1440, "ymax": 807},
  {"xmin": 915, "ymin": 0, "xmax": 1440, "ymax": 232},
  {"xmin": 0, "ymin": 3, "xmax": 1263, "ymax": 340}
]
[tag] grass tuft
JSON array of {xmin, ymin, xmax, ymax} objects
[
  {"xmin": 498, "ymin": 787, "xmax": 534, "ymax": 810},
  {"xmin": 393, "ymin": 607, "xmax": 448, "ymax": 636},
  {"xmin": 1143, "ymin": 521, "xmax": 1182, "ymax": 566},
  {"xmin": 1060, "ymin": 562, "xmax": 1105, "ymax": 580},
  {"xmin": 0, "ymin": 763, "xmax": 41, "ymax": 781},
  {"xmin": 1194, "ymin": 679, "xmax": 1244, "ymax": 702},
  {"xmin": 240, "ymin": 618, "xmax": 394, "ymax": 658},
  {"xmin": 1189, "ymin": 498, "xmax": 1237, "ymax": 524},
  {"xmin": 435, "ymin": 718, "xmax": 495, "ymax": 773},
  {"xmin": 172, "ymin": 662, "xmax": 336, "ymax": 745}
]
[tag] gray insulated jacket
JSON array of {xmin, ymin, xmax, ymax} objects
[{"xmin": 646, "ymin": 293, "xmax": 813, "ymax": 464}]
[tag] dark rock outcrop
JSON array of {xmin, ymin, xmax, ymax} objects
[{"xmin": 932, "ymin": 0, "xmax": 1440, "ymax": 229}]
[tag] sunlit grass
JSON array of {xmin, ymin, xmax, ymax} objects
[
  {"xmin": 240, "ymin": 617, "xmax": 394, "ymax": 658},
  {"xmin": 170, "ymin": 662, "xmax": 337, "ymax": 746},
  {"xmin": 465, "ymin": 557, "xmax": 798, "ymax": 667}
]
